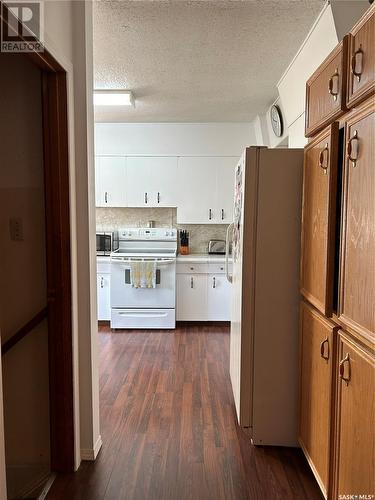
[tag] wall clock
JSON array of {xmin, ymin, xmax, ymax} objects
[{"xmin": 270, "ymin": 104, "xmax": 283, "ymax": 138}]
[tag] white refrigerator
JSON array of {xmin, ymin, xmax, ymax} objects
[{"xmin": 225, "ymin": 146, "xmax": 303, "ymax": 446}]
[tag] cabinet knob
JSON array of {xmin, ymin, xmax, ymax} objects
[
  {"xmin": 144, "ymin": 192, "xmax": 148, "ymax": 204},
  {"xmin": 190, "ymin": 277, "xmax": 194, "ymax": 288},
  {"xmin": 221, "ymin": 209, "xmax": 224, "ymax": 220},
  {"xmin": 157, "ymin": 192, "xmax": 160, "ymax": 204},
  {"xmin": 190, "ymin": 267, "xmax": 194, "ymax": 270},
  {"xmin": 351, "ymin": 45, "xmax": 363, "ymax": 82},
  {"xmin": 339, "ymin": 353, "xmax": 351, "ymax": 386},
  {"xmin": 318, "ymin": 143, "xmax": 329, "ymax": 174},
  {"xmin": 320, "ymin": 337, "xmax": 329, "ymax": 361},
  {"xmin": 209, "ymin": 208, "xmax": 212, "ymax": 220},
  {"xmin": 212, "ymin": 277, "xmax": 216, "ymax": 289},
  {"xmin": 105, "ymin": 192, "xmax": 108, "ymax": 203},
  {"xmin": 347, "ymin": 130, "xmax": 359, "ymax": 168}
]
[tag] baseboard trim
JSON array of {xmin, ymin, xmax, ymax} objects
[{"xmin": 81, "ymin": 435, "xmax": 102, "ymax": 461}]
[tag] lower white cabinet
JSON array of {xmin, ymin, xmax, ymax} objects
[
  {"xmin": 176, "ymin": 261, "xmax": 231, "ymax": 321},
  {"xmin": 97, "ymin": 273, "xmax": 111, "ymax": 321},
  {"xmin": 177, "ymin": 274, "xmax": 208, "ymax": 321},
  {"xmin": 207, "ymin": 274, "xmax": 231, "ymax": 321}
]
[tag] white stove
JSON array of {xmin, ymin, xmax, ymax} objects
[{"xmin": 110, "ymin": 228, "xmax": 177, "ymax": 329}]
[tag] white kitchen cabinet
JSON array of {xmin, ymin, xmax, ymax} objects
[
  {"xmin": 126, "ymin": 156, "xmax": 178, "ymax": 207},
  {"xmin": 177, "ymin": 157, "xmax": 236, "ymax": 224},
  {"xmin": 176, "ymin": 274, "xmax": 208, "ymax": 321},
  {"xmin": 207, "ymin": 274, "xmax": 231, "ymax": 321},
  {"xmin": 95, "ymin": 156, "xmax": 127, "ymax": 207},
  {"xmin": 97, "ymin": 273, "xmax": 111, "ymax": 321}
]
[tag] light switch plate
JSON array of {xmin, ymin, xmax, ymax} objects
[{"xmin": 9, "ymin": 217, "xmax": 23, "ymax": 241}]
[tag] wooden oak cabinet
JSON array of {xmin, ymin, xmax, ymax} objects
[
  {"xmin": 305, "ymin": 40, "xmax": 347, "ymax": 137},
  {"xmin": 299, "ymin": 302, "xmax": 337, "ymax": 498},
  {"xmin": 333, "ymin": 331, "xmax": 375, "ymax": 499},
  {"xmin": 339, "ymin": 98, "xmax": 375, "ymax": 340},
  {"xmin": 300, "ymin": 123, "xmax": 339, "ymax": 316},
  {"xmin": 346, "ymin": 4, "xmax": 375, "ymax": 109}
]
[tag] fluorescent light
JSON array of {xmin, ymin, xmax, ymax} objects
[{"xmin": 93, "ymin": 90, "xmax": 135, "ymax": 107}]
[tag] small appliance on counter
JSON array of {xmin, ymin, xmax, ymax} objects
[
  {"xmin": 179, "ymin": 230, "xmax": 190, "ymax": 255},
  {"xmin": 96, "ymin": 231, "xmax": 119, "ymax": 256},
  {"xmin": 208, "ymin": 239, "xmax": 225, "ymax": 255}
]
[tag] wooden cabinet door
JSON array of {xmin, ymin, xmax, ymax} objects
[
  {"xmin": 176, "ymin": 274, "xmax": 207, "ymax": 321},
  {"xmin": 207, "ymin": 274, "xmax": 231, "ymax": 321},
  {"xmin": 300, "ymin": 123, "xmax": 339, "ymax": 316},
  {"xmin": 299, "ymin": 302, "xmax": 336, "ymax": 498},
  {"xmin": 346, "ymin": 5, "xmax": 375, "ymax": 109},
  {"xmin": 334, "ymin": 331, "xmax": 375, "ymax": 499},
  {"xmin": 305, "ymin": 40, "xmax": 347, "ymax": 137},
  {"xmin": 339, "ymin": 99, "xmax": 375, "ymax": 340}
]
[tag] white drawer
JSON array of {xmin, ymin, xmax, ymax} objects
[
  {"xmin": 208, "ymin": 262, "xmax": 226, "ymax": 274},
  {"xmin": 97, "ymin": 260, "xmax": 111, "ymax": 274},
  {"xmin": 176, "ymin": 262, "xmax": 208, "ymax": 274},
  {"xmin": 111, "ymin": 308, "xmax": 175, "ymax": 329}
]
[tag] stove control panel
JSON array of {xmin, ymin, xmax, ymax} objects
[{"xmin": 118, "ymin": 228, "xmax": 177, "ymax": 240}]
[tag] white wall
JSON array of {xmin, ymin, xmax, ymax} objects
[{"xmin": 95, "ymin": 123, "xmax": 256, "ymax": 157}]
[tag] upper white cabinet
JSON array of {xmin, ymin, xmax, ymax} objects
[
  {"xmin": 177, "ymin": 157, "xmax": 236, "ymax": 224},
  {"xmin": 95, "ymin": 156, "xmax": 126, "ymax": 207},
  {"xmin": 126, "ymin": 157, "xmax": 178, "ymax": 207}
]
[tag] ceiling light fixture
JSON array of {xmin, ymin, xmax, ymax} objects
[{"xmin": 93, "ymin": 90, "xmax": 135, "ymax": 107}]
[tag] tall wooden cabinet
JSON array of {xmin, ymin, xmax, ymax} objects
[{"xmin": 299, "ymin": 4, "xmax": 375, "ymax": 500}]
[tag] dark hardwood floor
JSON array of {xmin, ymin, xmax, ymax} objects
[{"xmin": 47, "ymin": 324, "xmax": 322, "ymax": 500}]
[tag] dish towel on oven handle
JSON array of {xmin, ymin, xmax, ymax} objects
[{"xmin": 130, "ymin": 260, "xmax": 157, "ymax": 289}]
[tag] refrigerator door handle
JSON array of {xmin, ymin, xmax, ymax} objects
[{"xmin": 225, "ymin": 222, "xmax": 234, "ymax": 283}]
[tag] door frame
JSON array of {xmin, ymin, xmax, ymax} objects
[{"xmin": 0, "ymin": 3, "xmax": 75, "ymax": 472}]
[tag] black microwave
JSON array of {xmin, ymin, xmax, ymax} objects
[{"xmin": 96, "ymin": 231, "xmax": 119, "ymax": 256}]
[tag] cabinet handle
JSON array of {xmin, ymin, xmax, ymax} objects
[
  {"xmin": 105, "ymin": 192, "xmax": 108, "ymax": 203},
  {"xmin": 190, "ymin": 277, "xmax": 194, "ymax": 289},
  {"xmin": 157, "ymin": 192, "xmax": 160, "ymax": 204},
  {"xmin": 351, "ymin": 46, "xmax": 363, "ymax": 82},
  {"xmin": 209, "ymin": 208, "xmax": 212, "ymax": 220},
  {"xmin": 328, "ymin": 68, "xmax": 339, "ymax": 101},
  {"xmin": 100, "ymin": 277, "xmax": 104, "ymax": 288},
  {"xmin": 339, "ymin": 353, "xmax": 351, "ymax": 386},
  {"xmin": 144, "ymin": 192, "xmax": 148, "ymax": 204},
  {"xmin": 347, "ymin": 130, "xmax": 359, "ymax": 167},
  {"xmin": 190, "ymin": 267, "xmax": 194, "ymax": 270},
  {"xmin": 318, "ymin": 143, "xmax": 329, "ymax": 174},
  {"xmin": 212, "ymin": 277, "xmax": 216, "ymax": 289},
  {"xmin": 320, "ymin": 337, "xmax": 329, "ymax": 361},
  {"xmin": 221, "ymin": 209, "xmax": 224, "ymax": 220}
]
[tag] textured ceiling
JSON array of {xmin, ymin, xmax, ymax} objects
[{"xmin": 93, "ymin": 0, "xmax": 323, "ymax": 122}]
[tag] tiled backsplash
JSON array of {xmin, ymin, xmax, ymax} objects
[{"xmin": 96, "ymin": 207, "xmax": 228, "ymax": 254}]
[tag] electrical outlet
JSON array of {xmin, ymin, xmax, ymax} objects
[{"xmin": 9, "ymin": 217, "xmax": 24, "ymax": 241}]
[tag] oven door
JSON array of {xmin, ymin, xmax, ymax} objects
[{"xmin": 110, "ymin": 257, "xmax": 176, "ymax": 308}]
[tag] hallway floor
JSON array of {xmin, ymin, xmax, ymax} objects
[{"xmin": 47, "ymin": 324, "xmax": 322, "ymax": 500}]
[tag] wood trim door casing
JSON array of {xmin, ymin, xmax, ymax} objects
[
  {"xmin": 42, "ymin": 71, "xmax": 75, "ymax": 472},
  {"xmin": 300, "ymin": 123, "xmax": 339, "ymax": 316},
  {"xmin": 338, "ymin": 97, "xmax": 375, "ymax": 344}
]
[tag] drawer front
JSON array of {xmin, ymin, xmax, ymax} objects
[
  {"xmin": 208, "ymin": 262, "xmax": 225, "ymax": 274},
  {"xmin": 111, "ymin": 308, "xmax": 175, "ymax": 329},
  {"xmin": 346, "ymin": 6, "xmax": 375, "ymax": 108},
  {"xmin": 305, "ymin": 40, "xmax": 347, "ymax": 137},
  {"xmin": 176, "ymin": 262, "xmax": 208, "ymax": 274}
]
